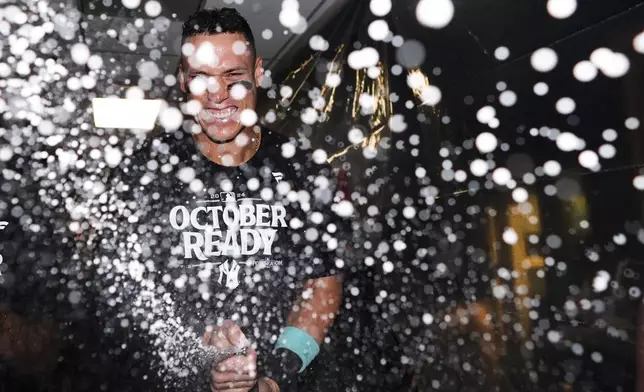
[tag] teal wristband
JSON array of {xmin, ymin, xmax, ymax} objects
[{"xmin": 274, "ymin": 327, "xmax": 320, "ymax": 373}]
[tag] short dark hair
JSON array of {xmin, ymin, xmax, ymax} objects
[{"xmin": 181, "ymin": 8, "xmax": 256, "ymax": 59}]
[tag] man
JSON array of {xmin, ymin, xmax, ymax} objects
[
  {"xmin": 178, "ymin": 8, "xmax": 345, "ymax": 389},
  {"xmin": 147, "ymin": 7, "xmax": 343, "ymax": 392}
]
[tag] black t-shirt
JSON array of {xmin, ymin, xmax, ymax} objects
[{"xmin": 87, "ymin": 128, "xmax": 344, "ymax": 381}]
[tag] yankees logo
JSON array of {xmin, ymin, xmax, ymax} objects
[{"xmin": 218, "ymin": 260, "xmax": 241, "ymax": 290}]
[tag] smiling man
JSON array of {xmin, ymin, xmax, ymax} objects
[
  {"xmin": 169, "ymin": 7, "xmax": 346, "ymax": 392},
  {"xmin": 182, "ymin": 32, "xmax": 260, "ymax": 147}
]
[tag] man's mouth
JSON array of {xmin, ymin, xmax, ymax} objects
[{"xmin": 201, "ymin": 107, "xmax": 238, "ymax": 123}]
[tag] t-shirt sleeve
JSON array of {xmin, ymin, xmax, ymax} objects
[{"xmin": 287, "ymin": 151, "xmax": 352, "ymax": 281}]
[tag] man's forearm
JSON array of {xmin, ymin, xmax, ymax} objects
[
  {"xmin": 287, "ymin": 275, "xmax": 343, "ymax": 344},
  {"xmin": 258, "ymin": 274, "xmax": 343, "ymax": 391}
]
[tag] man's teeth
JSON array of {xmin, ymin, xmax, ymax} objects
[{"xmin": 207, "ymin": 108, "xmax": 237, "ymax": 119}]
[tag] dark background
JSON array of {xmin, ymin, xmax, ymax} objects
[{"xmin": 2, "ymin": 0, "xmax": 644, "ymax": 391}]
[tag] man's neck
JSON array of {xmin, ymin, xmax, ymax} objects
[{"xmin": 192, "ymin": 127, "xmax": 261, "ymax": 167}]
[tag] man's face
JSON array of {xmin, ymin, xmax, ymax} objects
[{"xmin": 180, "ymin": 33, "xmax": 263, "ymax": 143}]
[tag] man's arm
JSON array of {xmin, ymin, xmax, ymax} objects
[
  {"xmin": 287, "ymin": 161, "xmax": 346, "ymax": 342},
  {"xmin": 255, "ymin": 275, "xmax": 343, "ymax": 391},
  {"xmin": 206, "ymin": 276, "xmax": 343, "ymax": 392},
  {"xmin": 279, "ymin": 161, "xmax": 347, "ymax": 366},
  {"xmin": 259, "ymin": 145, "xmax": 348, "ymax": 389},
  {"xmin": 286, "ymin": 275, "xmax": 344, "ymax": 345}
]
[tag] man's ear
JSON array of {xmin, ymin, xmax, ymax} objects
[
  {"xmin": 254, "ymin": 56, "xmax": 264, "ymax": 88},
  {"xmin": 178, "ymin": 64, "xmax": 186, "ymax": 94}
]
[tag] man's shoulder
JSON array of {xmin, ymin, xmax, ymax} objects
[
  {"xmin": 258, "ymin": 128, "xmax": 295, "ymax": 154},
  {"xmin": 260, "ymin": 128, "xmax": 335, "ymax": 175},
  {"xmin": 102, "ymin": 132, "xmax": 194, "ymax": 197}
]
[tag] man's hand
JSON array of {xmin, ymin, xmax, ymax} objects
[{"xmin": 203, "ymin": 320, "xmax": 258, "ymax": 392}]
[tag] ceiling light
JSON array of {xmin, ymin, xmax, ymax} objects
[{"xmin": 92, "ymin": 98, "xmax": 163, "ymax": 130}]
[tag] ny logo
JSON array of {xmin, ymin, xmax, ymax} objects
[{"xmin": 218, "ymin": 260, "xmax": 240, "ymax": 290}]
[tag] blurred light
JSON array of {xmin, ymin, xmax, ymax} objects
[
  {"xmin": 634, "ymin": 31, "xmax": 644, "ymax": 53},
  {"xmin": 92, "ymin": 98, "xmax": 163, "ymax": 130},
  {"xmin": 625, "ymin": 117, "xmax": 640, "ymax": 130},
  {"xmin": 144, "ymin": 0, "xmax": 162, "ymax": 17},
  {"xmin": 122, "ymin": 0, "xmax": 141, "ymax": 9},
  {"xmin": 494, "ymin": 46, "xmax": 510, "ymax": 61},
  {"xmin": 476, "ymin": 105, "xmax": 496, "ymax": 124},
  {"xmin": 475, "ymin": 132, "xmax": 497, "ymax": 153},
  {"xmin": 555, "ymin": 97, "xmax": 575, "ymax": 114},
  {"xmin": 309, "ymin": 35, "xmax": 329, "ymax": 51},
  {"xmin": 416, "ymin": 0, "xmax": 454, "ymax": 29},
  {"xmin": 531, "ymin": 48, "xmax": 558, "ymax": 72},
  {"xmin": 573, "ymin": 60, "xmax": 597, "ymax": 82},
  {"xmin": 600, "ymin": 52, "xmax": 630, "ymax": 78},
  {"xmin": 368, "ymin": 20, "xmax": 390, "ymax": 41},
  {"xmin": 533, "ymin": 82, "xmax": 549, "ymax": 96},
  {"xmin": 546, "ymin": 0, "xmax": 577, "ymax": 19},
  {"xmin": 370, "ymin": 0, "xmax": 392, "ymax": 16}
]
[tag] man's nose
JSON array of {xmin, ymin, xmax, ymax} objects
[{"xmin": 206, "ymin": 76, "xmax": 229, "ymax": 103}]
